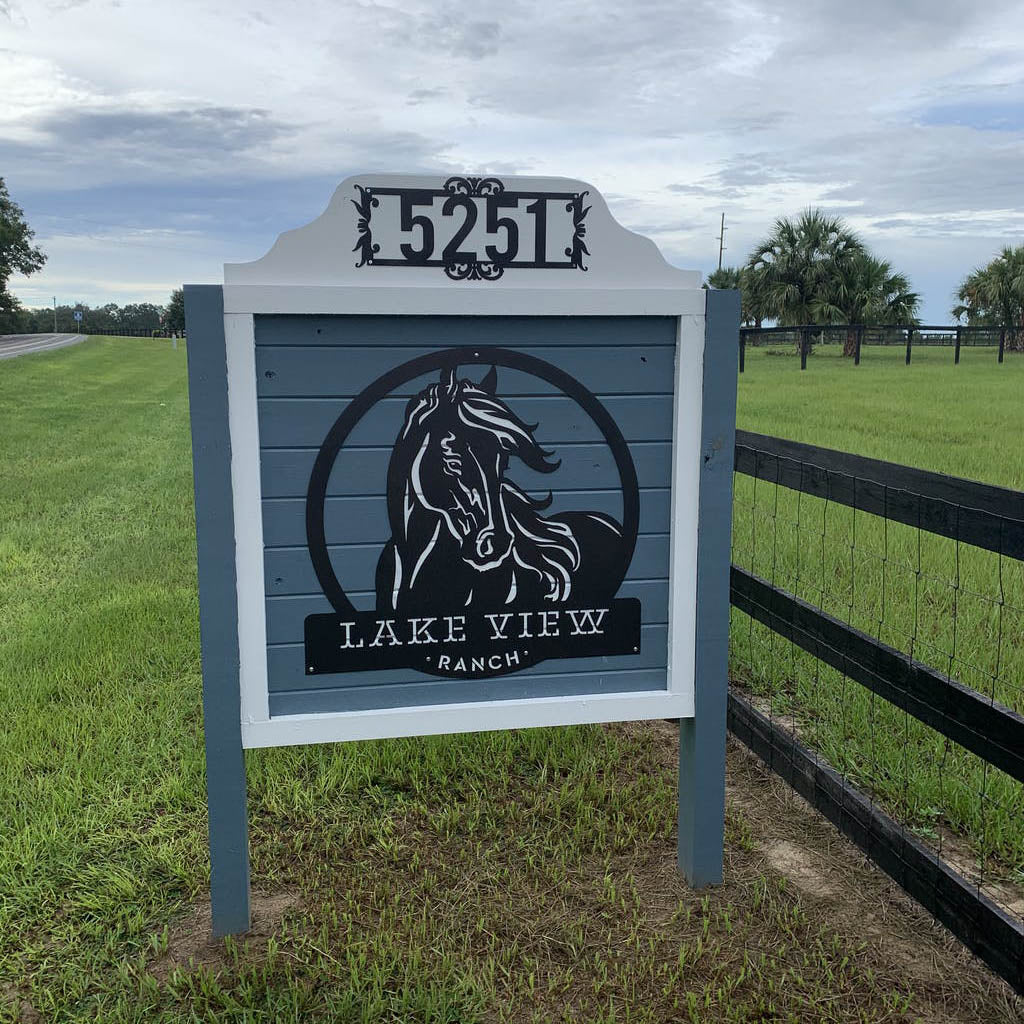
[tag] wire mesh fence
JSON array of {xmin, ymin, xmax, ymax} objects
[{"xmin": 727, "ymin": 431, "xmax": 1024, "ymax": 991}]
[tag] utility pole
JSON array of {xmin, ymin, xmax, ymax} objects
[
  {"xmin": 53, "ymin": 296, "xmax": 57, "ymax": 333},
  {"xmin": 716, "ymin": 212, "xmax": 726, "ymax": 271}
]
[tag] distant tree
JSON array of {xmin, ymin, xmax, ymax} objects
[
  {"xmin": 706, "ymin": 266, "xmax": 741, "ymax": 290},
  {"xmin": 952, "ymin": 246, "xmax": 1024, "ymax": 352},
  {"xmin": 745, "ymin": 209, "xmax": 918, "ymax": 355},
  {"xmin": 118, "ymin": 302, "xmax": 163, "ymax": 332},
  {"xmin": 0, "ymin": 177, "xmax": 47, "ymax": 332},
  {"xmin": 746, "ymin": 210, "xmax": 865, "ymax": 337},
  {"xmin": 90, "ymin": 303, "xmax": 121, "ymax": 332},
  {"xmin": 830, "ymin": 253, "xmax": 920, "ymax": 355},
  {"xmin": 163, "ymin": 288, "xmax": 185, "ymax": 333},
  {"xmin": 704, "ymin": 265, "xmax": 769, "ymax": 327}
]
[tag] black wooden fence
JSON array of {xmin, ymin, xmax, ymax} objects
[
  {"xmin": 728, "ymin": 430, "xmax": 1024, "ymax": 994},
  {"xmin": 738, "ymin": 324, "xmax": 1015, "ymax": 371},
  {"xmin": 20, "ymin": 326, "xmax": 181, "ymax": 338}
]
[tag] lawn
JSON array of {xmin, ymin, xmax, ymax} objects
[{"xmin": 0, "ymin": 336, "xmax": 1021, "ymax": 1022}]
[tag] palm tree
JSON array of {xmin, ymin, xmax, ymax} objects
[
  {"xmin": 953, "ymin": 246, "xmax": 1024, "ymax": 351},
  {"xmin": 831, "ymin": 253, "xmax": 920, "ymax": 355},
  {"xmin": 746, "ymin": 210, "xmax": 865, "ymax": 336},
  {"xmin": 706, "ymin": 266, "xmax": 741, "ymax": 290},
  {"xmin": 704, "ymin": 265, "xmax": 769, "ymax": 328}
]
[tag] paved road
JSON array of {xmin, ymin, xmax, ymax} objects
[{"xmin": 0, "ymin": 333, "xmax": 87, "ymax": 360}]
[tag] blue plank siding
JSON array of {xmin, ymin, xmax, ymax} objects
[
  {"xmin": 256, "ymin": 347, "xmax": 675, "ymax": 398},
  {"xmin": 261, "ymin": 488, "xmax": 669, "ymax": 548},
  {"xmin": 265, "ymin": 533, "xmax": 671, "ymax": 598},
  {"xmin": 255, "ymin": 314, "xmax": 677, "ymax": 348},
  {"xmin": 261, "ymin": 441, "xmax": 673, "ymax": 498},
  {"xmin": 259, "ymin": 395, "xmax": 675, "ymax": 448},
  {"xmin": 269, "ymin": 669, "xmax": 667, "ymax": 716},
  {"xmin": 255, "ymin": 315, "xmax": 677, "ymax": 716}
]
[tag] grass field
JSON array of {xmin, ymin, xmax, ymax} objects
[
  {"xmin": 1, "ymin": 336, "xmax": 1022, "ymax": 1022},
  {"xmin": 732, "ymin": 344, "xmax": 1024, "ymax": 884}
]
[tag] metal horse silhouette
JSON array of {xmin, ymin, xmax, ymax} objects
[{"xmin": 376, "ymin": 366, "xmax": 623, "ymax": 614}]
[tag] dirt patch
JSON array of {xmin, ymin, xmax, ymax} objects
[
  {"xmin": 762, "ymin": 839, "xmax": 839, "ymax": 898},
  {"xmin": 147, "ymin": 890, "xmax": 302, "ymax": 982},
  {"xmin": 1, "ymin": 984, "xmax": 40, "ymax": 1024}
]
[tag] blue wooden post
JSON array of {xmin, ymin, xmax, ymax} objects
[
  {"xmin": 678, "ymin": 288, "xmax": 740, "ymax": 887},
  {"xmin": 184, "ymin": 285, "xmax": 252, "ymax": 937}
]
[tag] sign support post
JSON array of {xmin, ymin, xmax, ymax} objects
[
  {"xmin": 184, "ymin": 284, "xmax": 252, "ymax": 936},
  {"xmin": 677, "ymin": 289, "xmax": 740, "ymax": 886}
]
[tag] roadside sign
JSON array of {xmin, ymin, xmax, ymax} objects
[
  {"xmin": 73, "ymin": 310, "xmax": 83, "ymax": 322},
  {"xmin": 184, "ymin": 174, "xmax": 740, "ymax": 935}
]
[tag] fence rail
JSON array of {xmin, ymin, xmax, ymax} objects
[
  {"xmin": 738, "ymin": 324, "xmax": 1017, "ymax": 370},
  {"xmin": 728, "ymin": 429, "xmax": 1024, "ymax": 994},
  {"xmin": 18, "ymin": 326, "xmax": 180, "ymax": 338}
]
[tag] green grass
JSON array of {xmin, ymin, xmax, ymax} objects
[
  {"xmin": 732, "ymin": 344, "xmax": 1024, "ymax": 876},
  {"xmin": 1, "ymin": 336, "xmax": 1021, "ymax": 1021}
]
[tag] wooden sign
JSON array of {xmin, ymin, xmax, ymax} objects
[{"xmin": 184, "ymin": 173, "xmax": 739, "ymax": 936}]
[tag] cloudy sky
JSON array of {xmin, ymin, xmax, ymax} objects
[{"xmin": 2, "ymin": 0, "xmax": 1023, "ymax": 321}]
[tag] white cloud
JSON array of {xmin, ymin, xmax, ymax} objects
[{"xmin": 1, "ymin": 0, "xmax": 1022, "ymax": 320}]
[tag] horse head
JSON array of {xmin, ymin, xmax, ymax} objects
[{"xmin": 394, "ymin": 365, "xmax": 559, "ymax": 572}]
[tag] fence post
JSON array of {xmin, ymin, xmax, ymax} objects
[
  {"xmin": 738, "ymin": 331, "xmax": 746, "ymax": 373},
  {"xmin": 800, "ymin": 328, "xmax": 808, "ymax": 371},
  {"xmin": 854, "ymin": 326, "xmax": 863, "ymax": 366},
  {"xmin": 954, "ymin": 327, "xmax": 961, "ymax": 364},
  {"xmin": 905, "ymin": 326, "xmax": 913, "ymax": 365},
  {"xmin": 999, "ymin": 328, "xmax": 1006, "ymax": 364}
]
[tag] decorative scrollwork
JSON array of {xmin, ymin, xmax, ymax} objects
[
  {"xmin": 564, "ymin": 191, "xmax": 590, "ymax": 271},
  {"xmin": 351, "ymin": 185, "xmax": 380, "ymax": 267},
  {"xmin": 443, "ymin": 176, "xmax": 505, "ymax": 197},
  {"xmin": 444, "ymin": 260, "xmax": 505, "ymax": 282}
]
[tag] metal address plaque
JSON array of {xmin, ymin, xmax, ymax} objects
[{"xmin": 353, "ymin": 175, "xmax": 591, "ymax": 281}]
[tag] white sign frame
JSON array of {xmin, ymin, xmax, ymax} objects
[{"xmin": 218, "ymin": 176, "xmax": 706, "ymax": 749}]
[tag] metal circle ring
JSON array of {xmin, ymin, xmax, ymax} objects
[{"xmin": 305, "ymin": 345, "xmax": 640, "ymax": 617}]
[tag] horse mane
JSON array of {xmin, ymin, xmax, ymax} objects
[
  {"xmin": 402, "ymin": 376, "xmax": 560, "ymax": 475},
  {"xmin": 500, "ymin": 480, "xmax": 581, "ymax": 601}
]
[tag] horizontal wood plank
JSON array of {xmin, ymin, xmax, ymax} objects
[
  {"xmin": 262, "ymin": 488, "xmax": 669, "ymax": 548},
  {"xmin": 728, "ymin": 690, "xmax": 1024, "ymax": 996},
  {"xmin": 258, "ymin": 394, "xmax": 675, "ymax": 448},
  {"xmin": 271, "ymin": 666, "xmax": 667, "ymax": 715},
  {"xmin": 730, "ymin": 565, "xmax": 1024, "ymax": 784},
  {"xmin": 735, "ymin": 431, "xmax": 1024, "ymax": 560},
  {"xmin": 254, "ymin": 314, "xmax": 678, "ymax": 349},
  {"xmin": 264, "ymin": 532, "xmax": 670, "ymax": 597},
  {"xmin": 255, "ymin": 345, "xmax": 676, "ymax": 398},
  {"xmin": 260, "ymin": 441, "xmax": 671, "ymax": 498}
]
